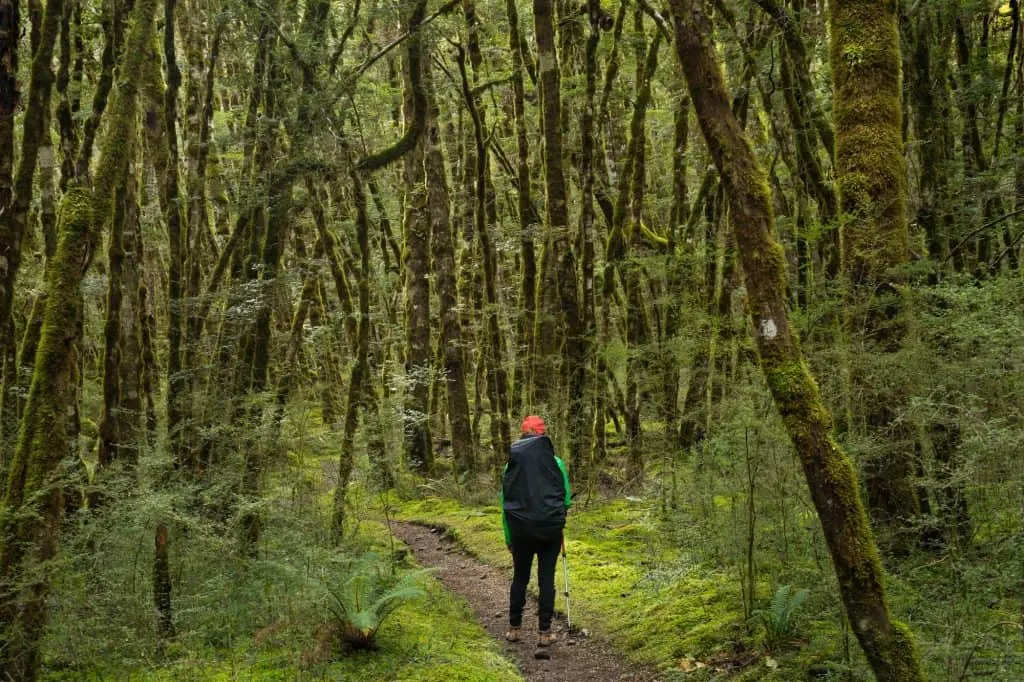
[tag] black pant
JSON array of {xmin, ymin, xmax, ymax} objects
[{"xmin": 508, "ymin": 523, "xmax": 562, "ymax": 631}]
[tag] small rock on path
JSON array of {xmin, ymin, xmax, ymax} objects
[{"xmin": 391, "ymin": 521, "xmax": 662, "ymax": 682}]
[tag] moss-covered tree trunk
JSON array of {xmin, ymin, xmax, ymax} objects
[
  {"xmin": 153, "ymin": 522, "xmax": 173, "ymax": 639},
  {"xmin": 330, "ymin": 171, "xmax": 372, "ymax": 543},
  {"xmin": 533, "ymin": 0, "xmax": 577, "ymax": 418},
  {"xmin": 506, "ymin": 0, "xmax": 539, "ymax": 413},
  {"xmin": 0, "ymin": 0, "xmax": 16, "ymax": 460},
  {"xmin": 0, "ymin": 0, "xmax": 61, "ymax": 364},
  {"xmin": 97, "ymin": 159, "xmax": 144, "ymax": 473},
  {"xmin": 0, "ymin": 1, "xmax": 17, "ymax": 256},
  {"xmin": 455, "ymin": 43, "xmax": 511, "ymax": 465},
  {"xmin": 603, "ymin": 23, "xmax": 661, "ymax": 482},
  {"xmin": 831, "ymin": 0, "xmax": 921, "ymax": 550},
  {"xmin": 566, "ymin": 0, "xmax": 603, "ymax": 484},
  {"xmin": 668, "ymin": 2, "xmax": 926, "ymax": 680},
  {"xmin": 425, "ymin": 69, "xmax": 474, "ymax": 474},
  {"xmin": 160, "ymin": 0, "xmax": 190, "ymax": 473},
  {"xmin": 0, "ymin": 188, "xmax": 93, "ymax": 680},
  {"xmin": 400, "ymin": 0, "xmax": 433, "ymax": 474}
]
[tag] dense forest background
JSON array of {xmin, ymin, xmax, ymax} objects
[{"xmin": 0, "ymin": 0, "xmax": 1021, "ymax": 679}]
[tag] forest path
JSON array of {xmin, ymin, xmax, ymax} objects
[{"xmin": 391, "ymin": 521, "xmax": 663, "ymax": 682}]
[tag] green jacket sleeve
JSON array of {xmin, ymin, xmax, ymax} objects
[
  {"xmin": 555, "ymin": 456, "xmax": 572, "ymax": 510},
  {"xmin": 501, "ymin": 462, "xmax": 510, "ymax": 545}
]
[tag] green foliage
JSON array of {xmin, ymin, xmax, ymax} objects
[
  {"xmin": 39, "ymin": 420, "xmax": 518, "ymax": 681},
  {"xmin": 318, "ymin": 551, "xmax": 431, "ymax": 651},
  {"xmin": 748, "ymin": 585, "xmax": 810, "ymax": 652}
]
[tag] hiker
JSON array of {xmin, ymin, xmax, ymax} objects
[{"xmin": 501, "ymin": 415, "xmax": 571, "ymax": 648}]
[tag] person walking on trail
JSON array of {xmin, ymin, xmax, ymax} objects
[{"xmin": 501, "ymin": 415, "xmax": 571, "ymax": 648}]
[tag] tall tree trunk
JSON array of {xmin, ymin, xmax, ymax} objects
[
  {"xmin": 567, "ymin": 0, "xmax": 603, "ymax": 484},
  {"xmin": 0, "ymin": 188, "xmax": 94, "ymax": 681},
  {"xmin": 0, "ymin": 0, "xmax": 62, "ymax": 364},
  {"xmin": 506, "ymin": 0, "xmax": 539, "ymax": 413},
  {"xmin": 401, "ymin": 0, "xmax": 433, "ymax": 474},
  {"xmin": 162, "ymin": 0, "xmax": 190, "ymax": 472},
  {"xmin": 97, "ymin": 157, "xmax": 144, "ymax": 474},
  {"xmin": 0, "ymin": 0, "xmax": 19, "ymax": 463},
  {"xmin": 533, "ymin": 0, "xmax": 581, "ymax": 453},
  {"xmin": 669, "ymin": 2, "xmax": 926, "ymax": 680},
  {"xmin": 603, "ymin": 24, "xmax": 661, "ymax": 482},
  {"xmin": 911, "ymin": 9, "xmax": 955, "ymax": 278},
  {"xmin": 424, "ymin": 69, "xmax": 473, "ymax": 474},
  {"xmin": 455, "ymin": 44, "xmax": 511, "ymax": 464},
  {"xmin": 533, "ymin": 0, "xmax": 570, "ymax": 413},
  {"xmin": 833, "ymin": 0, "xmax": 919, "ymax": 550},
  {"xmin": 330, "ymin": 171, "xmax": 372, "ymax": 543}
]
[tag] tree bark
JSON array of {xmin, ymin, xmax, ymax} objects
[
  {"xmin": 506, "ymin": 0, "xmax": 539, "ymax": 413},
  {"xmin": 533, "ymin": 0, "xmax": 582, "ymax": 461},
  {"xmin": 0, "ymin": 187, "xmax": 94, "ymax": 681},
  {"xmin": 161, "ymin": 0, "xmax": 191, "ymax": 472},
  {"xmin": 424, "ymin": 67, "xmax": 473, "ymax": 474},
  {"xmin": 668, "ymin": 2, "xmax": 926, "ymax": 680},
  {"xmin": 400, "ymin": 1, "xmax": 433, "ymax": 474},
  {"xmin": 153, "ymin": 523, "xmax": 174, "ymax": 639},
  {"xmin": 330, "ymin": 172, "xmax": 372, "ymax": 543},
  {"xmin": 0, "ymin": 0, "xmax": 61, "ymax": 359},
  {"xmin": 832, "ymin": 0, "xmax": 919, "ymax": 549},
  {"xmin": 455, "ymin": 43, "xmax": 511, "ymax": 464}
]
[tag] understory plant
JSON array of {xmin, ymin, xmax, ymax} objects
[
  {"xmin": 749, "ymin": 584, "xmax": 810, "ymax": 652},
  {"xmin": 320, "ymin": 551, "xmax": 431, "ymax": 650}
]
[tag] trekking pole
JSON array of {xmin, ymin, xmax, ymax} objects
[{"xmin": 561, "ymin": 537, "xmax": 572, "ymax": 633}]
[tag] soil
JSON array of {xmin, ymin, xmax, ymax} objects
[{"xmin": 391, "ymin": 521, "xmax": 663, "ymax": 682}]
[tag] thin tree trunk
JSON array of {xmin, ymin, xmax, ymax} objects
[
  {"xmin": 455, "ymin": 44, "xmax": 511, "ymax": 463},
  {"xmin": 425, "ymin": 68, "xmax": 474, "ymax": 474},
  {"xmin": 0, "ymin": 0, "xmax": 20, "ymax": 463},
  {"xmin": 162, "ymin": 0, "xmax": 190, "ymax": 472},
  {"xmin": 153, "ymin": 523, "xmax": 174, "ymax": 638},
  {"xmin": 330, "ymin": 171, "xmax": 372, "ymax": 543}
]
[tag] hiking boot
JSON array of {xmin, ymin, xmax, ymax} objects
[
  {"xmin": 537, "ymin": 630, "xmax": 557, "ymax": 647},
  {"xmin": 505, "ymin": 627, "xmax": 521, "ymax": 642}
]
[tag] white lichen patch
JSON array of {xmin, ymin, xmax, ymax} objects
[{"xmin": 760, "ymin": 318, "xmax": 778, "ymax": 340}]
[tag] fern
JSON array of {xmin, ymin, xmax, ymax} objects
[
  {"xmin": 749, "ymin": 584, "xmax": 810, "ymax": 651},
  {"xmin": 320, "ymin": 551, "xmax": 432, "ymax": 650}
]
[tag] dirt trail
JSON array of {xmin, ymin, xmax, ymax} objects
[{"xmin": 392, "ymin": 521, "xmax": 662, "ymax": 682}]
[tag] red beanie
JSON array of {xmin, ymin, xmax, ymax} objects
[{"xmin": 520, "ymin": 415, "xmax": 546, "ymax": 435}]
